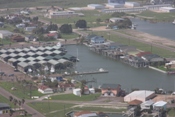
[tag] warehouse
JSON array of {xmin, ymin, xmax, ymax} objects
[
  {"xmin": 125, "ymin": 2, "xmax": 140, "ymax": 8},
  {"xmin": 106, "ymin": 3, "xmax": 124, "ymax": 8},
  {"xmin": 87, "ymin": 4, "xmax": 105, "ymax": 9},
  {"xmin": 159, "ymin": 7, "xmax": 175, "ymax": 13},
  {"xmin": 124, "ymin": 90, "xmax": 156, "ymax": 102},
  {"xmin": 0, "ymin": 30, "xmax": 13, "ymax": 39}
]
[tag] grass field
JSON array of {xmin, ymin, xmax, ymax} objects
[
  {"xmin": 0, "ymin": 0, "xmax": 105, "ymax": 8},
  {"xmin": 61, "ymin": 33, "xmax": 79, "ymax": 39},
  {"xmin": 0, "ymin": 94, "xmax": 17, "ymax": 108},
  {"xmin": 51, "ymin": 93, "xmax": 101, "ymax": 101},
  {"xmin": 28, "ymin": 102, "xmax": 75, "ymax": 117},
  {"xmin": 137, "ymin": 11, "xmax": 175, "ymax": 22},
  {"xmin": 0, "ymin": 82, "xmax": 44, "ymax": 99},
  {"xmin": 92, "ymin": 31, "xmax": 175, "ymax": 58},
  {"xmin": 74, "ymin": 106, "xmax": 126, "ymax": 113}
]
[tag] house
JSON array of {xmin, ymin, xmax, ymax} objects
[
  {"xmin": 100, "ymin": 83, "xmax": 121, "ymax": 96},
  {"xmin": 38, "ymin": 85, "xmax": 53, "ymax": 94},
  {"xmin": 20, "ymin": 10, "xmax": 30, "ymax": 15},
  {"xmin": 124, "ymin": 90, "xmax": 156, "ymax": 102},
  {"xmin": 141, "ymin": 100, "xmax": 155, "ymax": 110},
  {"xmin": 16, "ymin": 23, "xmax": 25, "ymax": 28},
  {"xmin": 74, "ymin": 111, "xmax": 98, "ymax": 117},
  {"xmin": 25, "ymin": 26, "xmax": 36, "ymax": 32},
  {"xmin": 0, "ymin": 30, "xmax": 13, "ymax": 39},
  {"xmin": 128, "ymin": 99, "xmax": 143, "ymax": 106},
  {"xmin": 22, "ymin": 19, "xmax": 30, "ymax": 23},
  {"xmin": 0, "ymin": 103, "xmax": 11, "ymax": 114},
  {"xmin": 106, "ymin": 3, "xmax": 124, "ymax": 8},
  {"xmin": 153, "ymin": 101, "xmax": 167, "ymax": 111},
  {"xmin": 58, "ymin": 83, "xmax": 75, "ymax": 92},
  {"xmin": 90, "ymin": 36, "xmax": 105, "ymax": 44},
  {"xmin": 11, "ymin": 35, "xmax": 25, "ymax": 42},
  {"xmin": 141, "ymin": 54, "xmax": 164, "ymax": 66},
  {"xmin": 25, "ymin": 35, "xmax": 37, "ymax": 42},
  {"xmin": 85, "ymin": 34, "xmax": 97, "ymax": 42},
  {"xmin": 160, "ymin": 7, "xmax": 175, "ymax": 13},
  {"xmin": 47, "ymin": 33, "xmax": 58, "ymax": 39}
]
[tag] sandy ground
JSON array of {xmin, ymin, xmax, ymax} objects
[{"xmin": 124, "ymin": 29, "xmax": 175, "ymax": 48}]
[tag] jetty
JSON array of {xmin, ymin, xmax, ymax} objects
[{"xmin": 64, "ymin": 68, "xmax": 108, "ymax": 76}]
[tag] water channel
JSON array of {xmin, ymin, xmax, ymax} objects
[{"xmin": 66, "ymin": 18, "xmax": 175, "ymax": 92}]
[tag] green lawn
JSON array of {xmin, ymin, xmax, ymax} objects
[
  {"xmin": 92, "ymin": 31, "xmax": 175, "ymax": 58},
  {"xmin": 137, "ymin": 11, "xmax": 175, "ymax": 22},
  {"xmin": 0, "ymin": 0, "xmax": 104, "ymax": 8},
  {"xmin": 0, "ymin": 94, "xmax": 17, "ymax": 108},
  {"xmin": 39, "ymin": 10, "xmax": 110, "ymax": 26},
  {"xmin": 0, "ymin": 82, "xmax": 44, "ymax": 99},
  {"xmin": 168, "ymin": 108, "xmax": 175, "ymax": 116},
  {"xmin": 51, "ymin": 93, "xmax": 101, "ymax": 101},
  {"xmin": 28, "ymin": 102, "xmax": 75, "ymax": 117},
  {"xmin": 74, "ymin": 107, "xmax": 126, "ymax": 113},
  {"xmin": 61, "ymin": 33, "xmax": 79, "ymax": 39}
]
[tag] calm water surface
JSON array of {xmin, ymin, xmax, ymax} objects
[{"xmin": 66, "ymin": 45, "xmax": 175, "ymax": 92}]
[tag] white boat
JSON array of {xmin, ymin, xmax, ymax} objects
[{"xmin": 173, "ymin": 20, "xmax": 175, "ymax": 24}]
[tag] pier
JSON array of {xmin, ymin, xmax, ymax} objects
[{"xmin": 64, "ymin": 69, "xmax": 108, "ymax": 76}]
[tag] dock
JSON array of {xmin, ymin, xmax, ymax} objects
[{"xmin": 64, "ymin": 70, "xmax": 108, "ymax": 76}]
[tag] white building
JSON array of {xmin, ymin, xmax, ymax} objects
[
  {"xmin": 89, "ymin": 88, "xmax": 95, "ymax": 94},
  {"xmin": 153, "ymin": 101, "xmax": 167, "ymax": 110},
  {"xmin": 160, "ymin": 7, "xmax": 175, "ymax": 13},
  {"xmin": 73, "ymin": 88, "xmax": 81, "ymax": 96},
  {"xmin": 0, "ymin": 30, "xmax": 13, "ymax": 39},
  {"xmin": 124, "ymin": 90, "xmax": 155, "ymax": 102},
  {"xmin": 25, "ymin": 27, "xmax": 36, "ymax": 32},
  {"xmin": 38, "ymin": 85, "xmax": 53, "ymax": 94},
  {"xmin": 141, "ymin": 100, "xmax": 155, "ymax": 110},
  {"xmin": 45, "ymin": 11, "xmax": 83, "ymax": 19},
  {"xmin": 143, "ymin": 4, "xmax": 171, "ymax": 10},
  {"xmin": 87, "ymin": 4, "xmax": 105, "ymax": 9},
  {"xmin": 106, "ymin": 3, "xmax": 124, "ymax": 8},
  {"xmin": 101, "ymin": 7, "xmax": 146, "ymax": 13},
  {"xmin": 125, "ymin": 2, "xmax": 140, "ymax": 8}
]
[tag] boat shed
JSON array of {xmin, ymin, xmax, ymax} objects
[
  {"xmin": 141, "ymin": 100, "xmax": 155, "ymax": 110},
  {"xmin": 124, "ymin": 90, "xmax": 155, "ymax": 102}
]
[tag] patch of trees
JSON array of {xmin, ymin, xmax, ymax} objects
[
  {"xmin": 111, "ymin": 12, "xmax": 126, "ymax": 17},
  {"xmin": 75, "ymin": 20, "xmax": 87, "ymax": 28},
  {"xmin": 46, "ymin": 23, "xmax": 58, "ymax": 32},
  {"xmin": 59, "ymin": 24, "xmax": 72, "ymax": 33}
]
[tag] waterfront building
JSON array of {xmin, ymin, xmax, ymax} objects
[
  {"xmin": 38, "ymin": 85, "xmax": 53, "ymax": 94},
  {"xmin": 90, "ymin": 36, "xmax": 105, "ymax": 44},
  {"xmin": 143, "ymin": 4, "xmax": 171, "ymax": 10},
  {"xmin": 124, "ymin": 90, "xmax": 156, "ymax": 102},
  {"xmin": 153, "ymin": 101, "xmax": 167, "ymax": 110},
  {"xmin": 0, "ymin": 30, "xmax": 13, "ymax": 39},
  {"xmin": 100, "ymin": 83, "xmax": 121, "ymax": 96},
  {"xmin": 109, "ymin": 17, "xmax": 124, "ymax": 23}
]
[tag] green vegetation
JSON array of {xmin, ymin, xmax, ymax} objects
[
  {"xmin": 61, "ymin": 33, "xmax": 79, "ymax": 39},
  {"xmin": 0, "ymin": 94, "xmax": 17, "ymax": 108},
  {"xmin": 74, "ymin": 106, "xmax": 126, "ymax": 113},
  {"xmin": 28, "ymin": 102, "xmax": 75, "ymax": 117},
  {"xmin": 137, "ymin": 11, "xmax": 175, "ymax": 22},
  {"xmin": 41, "ymin": 10, "xmax": 111, "ymax": 26},
  {"xmin": 168, "ymin": 108, "xmax": 175, "ymax": 116},
  {"xmin": 51, "ymin": 93, "xmax": 101, "ymax": 101},
  {"xmin": 0, "ymin": 0, "xmax": 103, "ymax": 8},
  {"xmin": 92, "ymin": 31, "xmax": 175, "ymax": 58},
  {"xmin": 0, "ymin": 82, "xmax": 44, "ymax": 99}
]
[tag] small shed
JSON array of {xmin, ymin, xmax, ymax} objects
[
  {"xmin": 141, "ymin": 100, "xmax": 154, "ymax": 110},
  {"xmin": 73, "ymin": 88, "xmax": 81, "ymax": 96},
  {"xmin": 153, "ymin": 101, "xmax": 167, "ymax": 110}
]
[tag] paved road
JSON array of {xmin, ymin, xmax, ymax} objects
[{"xmin": 0, "ymin": 87, "xmax": 45, "ymax": 117}]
